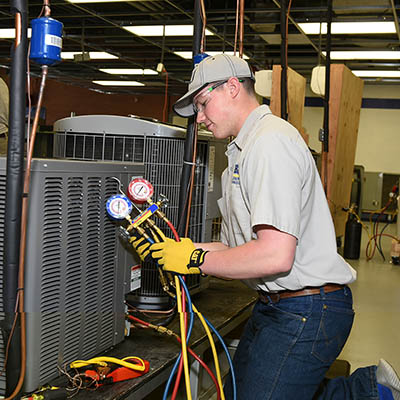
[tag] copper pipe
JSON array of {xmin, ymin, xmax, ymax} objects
[
  {"xmin": 239, "ymin": 0, "xmax": 244, "ymax": 58},
  {"xmin": 15, "ymin": 13, "xmax": 21, "ymax": 47},
  {"xmin": 184, "ymin": 123, "xmax": 198, "ymax": 237},
  {"xmin": 5, "ymin": 65, "xmax": 48, "ymax": 400},
  {"xmin": 43, "ymin": 0, "xmax": 51, "ymax": 17},
  {"xmin": 234, "ymin": 0, "xmax": 239, "ymax": 55}
]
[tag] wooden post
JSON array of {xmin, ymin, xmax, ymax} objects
[
  {"xmin": 270, "ymin": 65, "xmax": 306, "ymax": 135},
  {"xmin": 324, "ymin": 64, "xmax": 364, "ymax": 237}
]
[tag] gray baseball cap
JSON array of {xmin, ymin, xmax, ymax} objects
[{"xmin": 173, "ymin": 53, "xmax": 254, "ymax": 117}]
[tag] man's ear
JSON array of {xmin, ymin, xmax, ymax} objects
[{"xmin": 226, "ymin": 77, "xmax": 241, "ymax": 98}]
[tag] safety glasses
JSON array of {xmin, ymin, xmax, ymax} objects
[{"xmin": 193, "ymin": 80, "xmax": 228, "ymax": 114}]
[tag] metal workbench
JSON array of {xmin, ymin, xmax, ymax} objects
[{"xmin": 51, "ymin": 278, "xmax": 257, "ymax": 400}]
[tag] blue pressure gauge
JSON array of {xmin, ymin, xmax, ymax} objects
[{"xmin": 106, "ymin": 194, "xmax": 133, "ymax": 220}]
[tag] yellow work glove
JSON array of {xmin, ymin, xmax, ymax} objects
[
  {"xmin": 150, "ymin": 238, "xmax": 208, "ymax": 275},
  {"xmin": 129, "ymin": 231, "xmax": 152, "ymax": 263}
]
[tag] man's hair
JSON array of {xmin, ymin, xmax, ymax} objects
[{"xmin": 241, "ymin": 77, "xmax": 256, "ymax": 96}]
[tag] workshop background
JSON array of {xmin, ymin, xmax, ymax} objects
[{"xmin": 0, "ymin": 0, "xmax": 399, "ymax": 399}]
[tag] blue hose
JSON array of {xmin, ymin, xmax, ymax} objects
[
  {"xmin": 162, "ymin": 276, "xmax": 194, "ymax": 400},
  {"xmin": 203, "ymin": 314, "xmax": 237, "ymax": 400}
]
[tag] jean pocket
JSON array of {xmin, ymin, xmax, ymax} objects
[
  {"xmin": 311, "ymin": 304, "xmax": 355, "ymax": 364},
  {"xmin": 267, "ymin": 296, "xmax": 314, "ymax": 321}
]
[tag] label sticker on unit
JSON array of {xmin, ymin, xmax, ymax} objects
[
  {"xmin": 45, "ymin": 34, "xmax": 62, "ymax": 48},
  {"xmin": 131, "ymin": 265, "xmax": 142, "ymax": 291},
  {"xmin": 208, "ymin": 145, "xmax": 215, "ymax": 192}
]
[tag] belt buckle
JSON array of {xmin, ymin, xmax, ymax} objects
[
  {"xmin": 270, "ymin": 293, "xmax": 280, "ymax": 303},
  {"xmin": 259, "ymin": 291, "xmax": 280, "ymax": 304}
]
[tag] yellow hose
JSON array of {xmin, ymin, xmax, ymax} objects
[
  {"xmin": 70, "ymin": 356, "xmax": 146, "ymax": 371},
  {"xmin": 192, "ymin": 304, "xmax": 225, "ymax": 400},
  {"xmin": 175, "ymin": 275, "xmax": 192, "ymax": 400}
]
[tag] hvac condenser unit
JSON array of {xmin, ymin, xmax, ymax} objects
[
  {"xmin": 0, "ymin": 157, "xmax": 144, "ymax": 394},
  {"xmin": 53, "ymin": 115, "xmax": 226, "ymax": 309}
]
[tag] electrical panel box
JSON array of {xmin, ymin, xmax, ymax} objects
[
  {"xmin": 0, "ymin": 157, "xmax": 144, "ymax": 394},
  {"xmin": 362, "ymin": 171, "xmax": 399, "ymax": 214},
  {"xmin": 362, "ymin": 171, "xmax": 383, "ymax": 211}
]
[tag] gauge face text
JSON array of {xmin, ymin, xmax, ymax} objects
[
  {"xmin": 128, "ymin": 178, "xmax": 154, "ymax": 203},
  {"xmin": 106, "ymin": 194, "xmax": 133, "ymax": 219}
]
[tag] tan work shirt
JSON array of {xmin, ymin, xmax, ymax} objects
[{"xmin": 217, "ymin": 105, "xmax": 356, "ymax": 292}]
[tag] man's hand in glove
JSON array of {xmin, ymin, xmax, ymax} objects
[
  {"xmin": 150, "ymin": 238, "xmax": 208, "ymax": 275},
  {"xmin": 129, "ymin": 231, "xmax": 153, "ymax": 263}
]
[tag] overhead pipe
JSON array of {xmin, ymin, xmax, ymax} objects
[
  {"xmin": 239, "ymin": 0, "xmax": 245, "ymax": 58},
  {"xmin": 280, "ymin": 0, "xmax": 288, "ymax": 120},
  {"xmin": 2, "ymin": 0, "xmax": 28, "ymax": 398},
  {"xmin": 390, "ymin": 0, "xmax": 400, "ymax": 42},
  {"xmin": 177, "ymin": 0, "xmax": 202, "ymax": 237},
  {"xmin": 322, "ymin": 0, "xmax": 332, "ymax": 193}
]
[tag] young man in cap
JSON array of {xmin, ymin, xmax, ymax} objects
[{"xmin": 132, "ymin": 54, "xmax": 400, "ymax": 399}]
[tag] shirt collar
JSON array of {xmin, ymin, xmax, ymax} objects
[{"xmin": 228, "ymin": 105, "xmax": 272, "ymax": 151}]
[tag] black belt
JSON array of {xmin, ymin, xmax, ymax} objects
[{"xmin": 258, "ymin": 283, "xmax": 345, "ymax": 304}]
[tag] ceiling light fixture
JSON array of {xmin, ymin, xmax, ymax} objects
[
  {"xmin": 299, "ymin": 21, "xmax": 396, "ymax": 35},
  {"xmin": 123, "ymin": 25, "xmax": 214, "ymax": 37},
  {"xmin": 67, "ymin": 0, "xmax": 147, "ymax": 3},
  {"xmin": 62, "ymin": 51, "xmax": 118, "ymax": 60},
  {"xmin": 93, "ymin": 80, "xmax": 145, "ymax": 86},
  {"xmin": 0, "ymin": 28, "xmax": 32, "ymax": 38},
  {"xmin": 352, "ymin": 70, "xmax": 400, "ymax": 78},
  {"xmin": 100, "ymin": 68, "xmax": 157, "ymax": 75},
  {"xmin": 174, "ymin": 51, "xmax": 249, "ymax": 60},
  {"xmin": 327, "ymin": 51, "xmax": 400, "ymax": 60}
]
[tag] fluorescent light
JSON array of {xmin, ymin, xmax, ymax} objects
[
  {"xmin": 123, "ymin": 25, "xmax": 214, "ymax": 37},
  {"xmin": 0, "ymin": 28, "xmax": 32, "ymax": 38},
  {"xmin": 93, "ymin": 80, "xmax": 145, "ymax": 86},
  {"xmin": 67, "ymin": 0, "xmax": 145, "ymax": 2},
  {"xmin": 174, "ymin": 51, "xmax": 249, "ymax": 60},
  {"xmin": 352, "ymin": 70, "xmax": 400, "ymax": 78},
  {"xmin": 99, "ymin": 68, "xmax": 157, "ymax": 75},
  {"xmin": 326, "ymin": 51, "xmax": 400, "ymax": 60},
  {"xmin": 299, "ymin": 21, "xmax": 396, "ymax": 35},
  {"xmin": 61, "ymin": 51, "xmax": 118, "ymax": 60}
]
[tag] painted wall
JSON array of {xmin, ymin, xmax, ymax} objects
[
  {"xmin": 0, "ymin": 69, "xmax": 178, "ymax": 125},
  {"xmin": 303, "ymin": 84, "xmax": 400, "ymax": 174},
  {"xmin": 40, "ymin": 78, "xmax": 179, "ymax": 125}
]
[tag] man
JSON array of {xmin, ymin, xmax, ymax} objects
[{"xmin": 133, "ymin": 54, "xmax": 400, "ymax": 399}]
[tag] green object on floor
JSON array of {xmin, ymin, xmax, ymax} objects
[{"xmin": 325, "ymin": 359, "xmax": 351, "ymax": 379}]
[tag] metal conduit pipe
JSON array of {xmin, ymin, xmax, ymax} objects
[
  {"xmin": 3, "ymin": 0, "xmax": 28, "ymax": 398},
  {"xmin": 323, "ymin": 0, "xmax": 332, "ymax": 154},
  {"xmin": 321, "ymin": 0, "xmax": 332, "ymax": 194},
  {"xmin": 280, "ymin": 0, "xmax": 288, "ymax": 120},
  {"xmin": 177, "ymin": 0, "xmax": 202, "ymax": 237}
]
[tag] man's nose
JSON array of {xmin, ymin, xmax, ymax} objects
[{"xmin": 196, "ymin": 110, "xmax": 205, "ymax": 124}]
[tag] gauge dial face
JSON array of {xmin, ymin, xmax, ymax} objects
[
  {"xmin": 128, "ymin": 178, "xmax": 154, "ymax": 203},
  {"xmin": 106, "ymin": 194, "xmax": 133, "ymax": 220}
]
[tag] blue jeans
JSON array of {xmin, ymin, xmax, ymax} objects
[{"xmin": 224, "ymin": 286, "xmax": 378, "ymax": 399}]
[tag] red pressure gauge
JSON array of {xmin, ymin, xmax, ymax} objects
[{"xmin": 127, "ymin": 178, "xmax": 154, "ymax": 204}]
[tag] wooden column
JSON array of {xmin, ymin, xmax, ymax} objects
[
  {"xmin": 270, "ymin": 65, "xmax": 307, "ymax": 142},
  {"xmin": 321, "ymin": 64, "xmax": 364, "ymax": 237}
]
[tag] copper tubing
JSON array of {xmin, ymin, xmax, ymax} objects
[
  {"xmin": 5, "ymin": 65, "xmax": 48, "ymax": 400},
  {"xmin": 184, "ymin": 123, "xmax": 198, "ymax": 237},
  {"xmin": 43, "ymin": 0, "xmax": 51, "ymax": 17},
  {"xmin": 15, "ymin": 13, "xmax": 21, "ymax": 47},
  {"xmin": 239, "ymin": 0, "xmax": 244, "ymax": 58}
]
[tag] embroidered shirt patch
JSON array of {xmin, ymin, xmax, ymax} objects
[{"xmin": 232, "ymin": 164, "xmax": 240, "ymax": 185}]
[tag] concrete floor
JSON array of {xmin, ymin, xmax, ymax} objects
[{"xmin": 338, "ymin": 221, "xmax": 400, "ymax": 374}]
